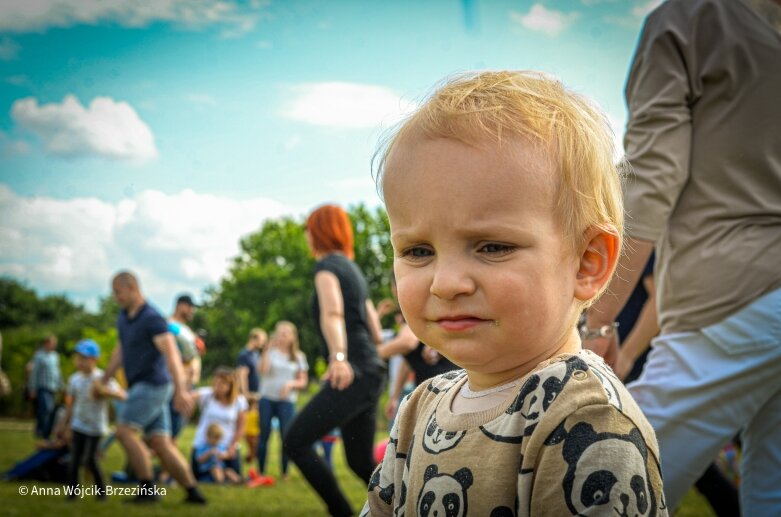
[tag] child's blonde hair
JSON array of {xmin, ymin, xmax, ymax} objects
[
  {"xmin": 206, "ymin": 423, "xmax": 224, "ymax": 442},
  {"xmin": 247, "ymin": 328, "xmax": 267, "ymax": 347},
  {"xmin": 375, "ymin": 71, "xmax": 623, "ymax": 278},
  {"xmin": 274, "ymin": 320, "xmax": 301, "ymax": 363}
]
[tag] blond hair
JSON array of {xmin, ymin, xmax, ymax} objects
[
  {"xmin": 206, "ymin": 422, "xmax": 224, "ymax": 442},
  {"xmin": 375, "ymin": 71, "xmax": 623, "ymax": 259},
  {"xmin": 247, "ymin": 328, "xmax": 267, "ymax": 347},
  {"xmin": 274, "ymin": 320, "xmax": 301, "ymax": 363}
]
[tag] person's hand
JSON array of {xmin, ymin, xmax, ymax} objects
[
  {"xmin": 173, "ymin": 389, "xmax": 195, "ymax": 417},
  {"xmin": 422, "ymin": 345, "xmax": 441, "ymax": 366},
  {"xmin": 376, "ymin": 299, "xmax": 397, "ymax": 319},
  {"xmin": 613, "ymin": 349, "xmax": 634, "ymax": 381},
  {"xmin": 29, "ymin": 390, "xmax": 37, "ymax": 400},
  {"xmin": 62, "ymin": 427, "xmax": 72, "ymax": 445},
  {"xmin": 583, "ymin": 334, "xmax": 619, "ymax": 368},
  {"xmin": 279, "ymin": 382, "xmax": 291, "ymax": 400},
  {"xmin": 225, "ymin": 443, "xmax": 237, "ymax": 459},
  {"xmin": 385, "ymin": 397, "xmax": 399, "ymax": 422},
  {"xmin": 322, "ymin": 359, "xmax": 354, "ymax": 391}
]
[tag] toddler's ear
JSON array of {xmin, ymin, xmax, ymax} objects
[{"xmin": 574, "ymin": 226, "xmax": 620, "ymax": 302}]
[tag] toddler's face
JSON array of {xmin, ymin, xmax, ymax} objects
[{"xmin": 384, "ymin": 136, "xmax": 582, "ymax": 385}]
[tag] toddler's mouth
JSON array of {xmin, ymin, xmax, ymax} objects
[{"xmin": 435, "ymin": 316, "xmax": 489, "ymax": 332}]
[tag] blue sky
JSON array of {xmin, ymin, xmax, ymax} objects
[{"xmin": 0, "ymin": 0, "xmax": 659, "ymax": 312}]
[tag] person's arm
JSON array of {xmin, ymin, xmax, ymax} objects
[
  {"xmin": 237, "ymin": 364, "xmax": 250, "ymax": 397},
  {"xmin": 196, "ymin": 447, "xmax": 213, "ymax": 464},
  {"xmin": 258, "ymin": 344, "xmax": 272, "ymax": 375},
  {"xmin": 227, "ymin": 407, "xmax": 247, "ymax": 459},
  {"xmin": 614, "ymin": 275, "xmax": 659, "ymax": 381},
  {"xmin": 106, "ymin": 379, "xmax": 128, "ymax": 401},
  {"xmin": 102, "ymin": 343, "xmax": 123, "ymax": 383},
  {"xmin": 385, "ymin": 359, "xmax": 411, "ymax": 421},
  {"xmin": 315, "ymin": 270, "xmax": 354, "ymax": 390},
  {"xmin": 153, "ymin": 332, "xmax": 194, "ymax": 416},
  {"xmin": 584, "ymin": 238, "xmax": 654, "ymax": 366},
  {"xmin": 375, "ymin": 324, "xmax": 419, "ymax": 360},
  {"xmin": 585, "ymin": 4, "xmax": 695, "ymax": 366},
  {"xmin": 280, "ymin": 366, "xmax": 309, "ymax": 399},
  {"xmin": 365, "ymin": 299, "xmax": 384, "ymax": 346},
  {"xmin": 375, "ymin": 298, "xmax": 397, "ymax": 319},
  {"xmin": 188, "ymin": 355, "xmax": 202, "ymax": 386}
]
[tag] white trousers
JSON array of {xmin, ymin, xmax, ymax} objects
[{"xmin": 629, "ymin": 287, "xmax": 781, "ymax": 516}]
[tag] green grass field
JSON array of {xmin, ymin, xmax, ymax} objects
[{"xmin": 0, "ymin": 418, "xmax": 716, "ymax": 516}]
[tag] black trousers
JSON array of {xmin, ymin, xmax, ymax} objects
[
  {"xmin": 284, "ymin": 373, "xmax": 383, "ymax": 517},
  {"xmin": 66, "ymin": 430, "xmax": 105, "ymax": 497}
]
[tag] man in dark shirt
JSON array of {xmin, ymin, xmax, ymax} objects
[
  {"xmin": 236, "ymin": 328, "xmax": 266, "ymax": 398},
  {"xmin": 102, "ymin": 271, "xmax": 206, "ymax": 504}
]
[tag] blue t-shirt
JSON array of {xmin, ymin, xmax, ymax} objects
[
  {"xmin": 194, "ymin": 443, "xmax": 226, "ymax": 473},
  {"xmin": 117, "ymin": 303, "xmax": 171, "ymax": 387},
  {"xmin": 236, "ymin": 348, "xmax": 260, "ymax": 393}
]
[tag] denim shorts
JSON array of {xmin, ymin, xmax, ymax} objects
[{"xmin": 118, "ymin": 382, "xmax": 173, "ymax": 437}]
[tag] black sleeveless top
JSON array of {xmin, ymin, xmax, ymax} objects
[
  {"xmin": 311, "ymin": 253, "xmax": 383, "ymax": 377},
  {"xmin": 404, "ymin": 342, "xmax": 459, "ymax": 384}
]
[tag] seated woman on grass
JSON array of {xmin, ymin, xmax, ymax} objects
[{"xmin": 190, "ymin": 367, "xmax": 248, "ymax": 481}]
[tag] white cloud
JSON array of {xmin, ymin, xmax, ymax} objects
[
  {"xmin": 510, "ymin": 4, "xmax": 579, "ymax": 37},
  {"xmin": 0, "ymin": 37, "xmax": 20, "ymax": 60},
  {"xmin": 0, "ymin": 185, "xmax": 299, "ymax": 311},
  {"xmin": 11, "ymin": 95, "xmax": 158, "ymax": 163},
  {"xmin": 632, "ymin": 0, "xmax": 663, "ymax": 18},
  {"xmin": 0, "ymin": 0, "xmax": 267, "ymax": 35},
  {"xmin": 604, "ymin": 0, "xmax": 663, "ymax": 28},
  {"xmin": 282, "ymin": 82, "xmax": 417, "ymax": 129}
]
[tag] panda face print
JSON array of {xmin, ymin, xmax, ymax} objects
[
  {"xmin": 418, "ymin": 465, "xmax": 473, "ymax": 517},
  {"xmin": 480, "ymin": 356, "xmax": 588, "ymax": 443},
  {"xmin": 423, "ymin": 412, "xmax": 467, "ymax": 454},
  {"xmin": 562, "ymin": 423, "xmax": 656, "ymax": 517}
]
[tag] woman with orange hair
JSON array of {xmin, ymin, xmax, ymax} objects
[{"xmin": 284, "ymin": 204, "xmax": 384, "ymax": 517}]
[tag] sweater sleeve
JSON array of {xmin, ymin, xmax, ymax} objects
[
  {"xmin": 623, "ymin": 1, "xmax": 695, "ymax": 242},
  {"xmin": 362, "ymin": 394, "xmax": 415, "ymax": 517},
  {"xmin": 526, "ymin": 404, "xmax": 667, "ymax": 516}
]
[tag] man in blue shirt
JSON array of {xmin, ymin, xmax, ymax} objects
[{"xmin": 102, "ymin": 271, "xmax": 206, "ymax": 505}]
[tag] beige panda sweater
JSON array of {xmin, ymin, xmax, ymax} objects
[{"xmin": 362, "ymin": 350, "xmax": 668, "ymax": 516}]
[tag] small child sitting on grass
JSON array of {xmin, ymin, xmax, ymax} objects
[
  {"xmin": 194, "ymin": 423, "xmax": 241, "ymax": 484},
  {"xmin": 362, "ymin": 71, "xmax": 667, "ymax": 516}
]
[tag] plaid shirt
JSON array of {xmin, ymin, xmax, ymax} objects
[{"xmin": 28, "ymin": 350, "xmax": 62, "ymax": 393}]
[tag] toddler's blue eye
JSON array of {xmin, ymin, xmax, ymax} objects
[
  {"xmin": 480, "ymin": 243, "xmax": 513, "ymax": 254},
  {"xmin": 403, "ymin": 247, "xmax": 433, "ymax": 258}
]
